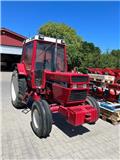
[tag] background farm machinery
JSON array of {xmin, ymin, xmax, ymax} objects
[
  {"xmin": 88, "ymin": 68, "xmax": 120, "ymax": 102},
  {"xmin": 87, "ymin": 68, "xmax": 120, "ymax": 124}
]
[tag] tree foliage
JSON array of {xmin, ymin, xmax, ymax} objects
[{"xmin": 38, "ymin": 22, "xmax": 120, "ymax": 70}]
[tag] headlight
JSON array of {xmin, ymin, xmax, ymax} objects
[
  {"xmin": 70, "ymin": 84, "xmax": 87, "ymax": 88},
  {"xmin": 77, "ymin": 84, "xmax": 87, "ymax": 88},
  {"xmin": 71, "ymin": 84, "xmax": 77, "ymax": 88},
  {"xmin": 83, "ymin": 84, "xmax": 87, "ymax": 88},
  {"xmin": 73, "ymin": 84, "xmax": 77, "ymax": 88}
]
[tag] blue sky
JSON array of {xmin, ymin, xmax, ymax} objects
[{"xmin": 1, "ymin": 1, "xmax": 120, "ymax": 52}]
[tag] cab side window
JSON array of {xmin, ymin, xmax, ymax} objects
[
  {"xmin": 35, "ymin": 42, "xmax": 45, "ymax": 70},
  {"xmin": 56, "ymin": 46, "xmax": 64, "ymax": 72},
  {"xmin": 24, "ymin": 43, "xmax": 33, "ymax": 70}
]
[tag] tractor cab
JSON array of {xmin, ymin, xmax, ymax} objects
[{"xmin": 21, "ymin": 35, "xmax": 66, "ymax": 87}]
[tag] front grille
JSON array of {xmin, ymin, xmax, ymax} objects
[
  {"xmin": 69, "ymin": 90, "xmax": 87, "ymax": 101},
  {"xmin": 72, "ymin": 76, "xmax": 88, "ymax": 83}
]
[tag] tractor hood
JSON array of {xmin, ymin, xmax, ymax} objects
[
  {"xmin": 41, "ymin": 70, "xmax": 90, "ymax": 106},
  {"xmin": 43, "ymin": 70, "xmax": 89, "ymax": 85}
]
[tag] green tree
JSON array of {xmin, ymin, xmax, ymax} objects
[
  {"xmin": 38, "ymin": 21, "xmax": 119, "ymax": 71},
  {"xmin": 78, "ymin": 41, "xmax": 101, "ymax": 69},
  {"xmin": 110, "ymin": 49, "xmax": 120, "ymax": 68},
  {"xmin": 99, "ymin": 52, "xmax": 117, "ymax": 68}
]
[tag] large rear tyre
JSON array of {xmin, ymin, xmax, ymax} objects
[
  {"xmin": 31, "ymin": 100, "xmax": 52, "ymax": 138},
  {"xmin": 86, "ymin": 96, "xmax": 100, "ymax": 123},
  {"xmin": 11, "ymin": 70, "xmax": 27, "ymax": 109}
]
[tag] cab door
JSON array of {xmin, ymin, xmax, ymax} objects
[
  {"xmin": 34, "ymin": 41, "xmax": 53, "ymax": 86},
  {"xmin": 22, "ymin": 42, "xmax": 34, "ymax": 87}
]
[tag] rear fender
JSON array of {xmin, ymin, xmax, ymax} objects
[{"xmin": 17, "ymin": 63, "xmax": 27, "ymax": 76}]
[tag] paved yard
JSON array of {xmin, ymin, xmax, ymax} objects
[{"xmin": 0, "ymin": 72, "xmax": 120, "ymax": 160}]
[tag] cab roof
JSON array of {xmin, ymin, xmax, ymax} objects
[{"xmin": 24, "ymin": 35, "xmax": 65, "ymax": 45}]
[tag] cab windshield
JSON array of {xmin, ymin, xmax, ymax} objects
[
  {"xmin": 35, "ymin": 41, "xmax": 65, "ymax": 86},
  {"xmin": 35, "ymin": 41, "xmax": 65, "ymax": 72}
]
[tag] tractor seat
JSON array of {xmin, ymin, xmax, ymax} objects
[{"xmin": 35, "ymin": 62, "xmax": 43, "ymax": 70}]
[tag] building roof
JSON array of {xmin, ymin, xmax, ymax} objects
[
  {"xmin": 0, "ymin": 27, "xmax": 27, "ymax": 40},
  {"xmin": 0, "ymin": 27, "xmax": 27, "ymax": 47}
]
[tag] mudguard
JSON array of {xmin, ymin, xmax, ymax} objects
[{"xmin": 17, "ymin": 63, "xmax": 27, "ymax": 76}]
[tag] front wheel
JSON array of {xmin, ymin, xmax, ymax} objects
[
  {"xmin": 31, "ymin": 100, "xmax": 52, "ymax": 138},
  {"xmin": 11, "ymin": 70, "xmax": 27, "ymax": 109},
  {"xmin": 86, "ymin": 96, "xmax": 100, "ymax": 123}
]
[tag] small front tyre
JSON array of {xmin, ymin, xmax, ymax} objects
[
  {"xmin": 31, "ymin": 100, "xmax": 52, "ymax": 138},
  {"xmin": 86, "ymin": 96, "xmax": 100, "ymax": 123}
]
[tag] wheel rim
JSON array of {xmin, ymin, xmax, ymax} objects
[
  {"xmin": 33, "ymin": 109, "xmax": 39, "ymax": 129},
  {"xmin": 11, "ymin": 81, "xmax": 16, "ymax": 101}
]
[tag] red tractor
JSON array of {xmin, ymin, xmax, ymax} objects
[{"xmin": 11, "ymin": 35, "xmax": 100, "ymax": 138}]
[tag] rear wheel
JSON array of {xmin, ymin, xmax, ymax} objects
[
  {"xmin": 86, "ymin": 96, "xmax": 100, "ymax": 123},
  {"xmin": 11, "ymin": 70, "xmax": 27, "ymax": 109},
  {"xmin": 31, "ymin": 100, "xmax": 52, "ymax": 138}
]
